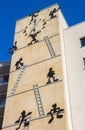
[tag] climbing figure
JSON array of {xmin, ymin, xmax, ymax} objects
[
  {"xmin": 15, "ymin": 110, "xmax": 32, "ymax": 130},
  {"xmin": 23, "ymin": 26, "xmax": 28, "ymax": 36},
  {"xmin": 42, "ymin": 19, "xmax": 46, "ymax": 29},
  {"xmin": 8, "ymin": 41, "xmax": 17, "ymax": 55},
  {"xmin": 47, "ymin": 103, "xmax": 64, "ymax": 124},
  {"xmin": 49, "ymin": 8, "xmax": 58, "ymax": 19},
  {"xmin": 29, "ymin": 11, "xmax": 39, "ymax": 25},
  {"xmin": 15, "ymin": 58, "xmax": 24, "ymax": 70},
  {"xmin": 46, "ymin": 67, "xmax": 58, "ymax": 84},
  {"xmin": 28, "ymin": 30, "xmax": 41, "ymax": 45}
]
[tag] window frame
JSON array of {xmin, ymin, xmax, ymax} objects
[{"xmin": 80, "ymin": 37, "xmax": 85, "ymax": 47}]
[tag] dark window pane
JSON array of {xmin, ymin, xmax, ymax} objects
[
  {"xmin": 0, "ymin": 117, "xmax": 3, "ymax": 129},
  {"xmin": 3, "ymin": 75, "xmax": 9, "ymax": 82},
  {"xmin": 0, "ymin": 75, "xmax": 9, "ymax": 83},
  {"xmin": 0, "ymin": 99, "xmax": 5, "ymax": 106},
  {"xmin": 0, "ymin": 76, "xmax": 3, "ymax": 83},
  {"xmin": 80, "ymin": 38, "xmax": 85, "ymax": 47}
]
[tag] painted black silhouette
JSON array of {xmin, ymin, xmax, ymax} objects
[
  {"xmin": 15, "ymin": 110, "xmax": 32, "ymax": 130},
  {"xmin": 23, "ymin": 26, "xmax": 28, "ymax": 36},
  {"xmin": 42, "ymin": 19, "xmax": 46, "ymax": 29},
  {"xmin": 47, "ymin": 103, "xmax": 64, "ymax": 124},
  {"xmin": 8, "ymin": 41, "xmax": 17, "ymax": 55},
  {"xmin": 15, "ymin": 58, "xmax": 24, "ymax": 70},
  {"xmin": 29, "ymin": 11, "xmax": 40, "ymax": 25},
  {"xmin": 28, "ymin": 30, "xmax": 41, "ymax": 45},
  {"xmin": 29, "ymin": 19, "xmax": 37, "ymax": 34},
  {"xmin": 46, "ymin": 68, "xmax": 58, "ymax": 84},
  {"xmin": 49, "ymin": 8, "xmax": 57, "ymax": 19},
  {"xmin": 30, "ymin": 19, "xmax": 41, "ymax": 34}
]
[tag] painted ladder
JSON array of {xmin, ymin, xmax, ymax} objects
[
  {"xmin": 10, "ymin": 65, "xmax": 26, "ymax": 96},
  {"xmin": 44, "ymin": 36, "xmax": 56, "ymax": 57},
  {"xmin": 33, "ymin": 84, "xmax": 45, "ymax": 117}
]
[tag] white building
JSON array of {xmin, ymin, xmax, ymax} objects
[{"xmin": 63, "ymin": 22, "xmax": 85, "ymax": 130}]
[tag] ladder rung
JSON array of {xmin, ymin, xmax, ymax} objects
[
  {"xmin": 40, "ymin": 111, "xmax": 44, "ymax": 114},
  {"xmin": 17, "ymin": 78, "xmax": 21, "ymax": 81},
  {"xmin": 37, "ymin": 100, "xmax": 41, "ymax": 102},
  {"xmin": 39, "ymin": 110, "xmax": 44, "ymax": 114},
  {"xmin": 35, "ymin": 94, "xmax": 40, "ymax": 96},
  {"xmin": 18, "ymin": 74, "xmax": 22, "ymax": 77},
  {"xmin": 37, "ymin": 102, "xmax": 42, "ymax": 105},
  {"xmin": 36, "ymin": 97, "xmax": 41, "ymax": 99},
  {"xmin": 35, "ymin": 93, "xmax": 40, "ymax": 95},
  {"xmin": 35, "ymin": 89, "xmax": 39, "ymax": 91},
  {"xmin": 36, "ymin": 95, "xmax": 40, "ymax": 97},
  {"xmin": 35, "ymin": 92, "xmax": 39, "ymax": 94},
  {"xmin": 15, "ymin": 82, "xmax": 19, "ymax": 84},
  {"xmin": 39, "ymin": 106, "xmax": 42, "ymax": 110}
]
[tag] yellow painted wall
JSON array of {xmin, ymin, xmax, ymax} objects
[{"xmin": 3, "ymin": 4, "xmax": 68, "ymax": 130}]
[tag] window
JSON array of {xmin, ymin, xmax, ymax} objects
[
  {"xmin": 0, "ymin": 117, "xmax": 3, "ymax": 129},
  {"xmin": 0, "ymin": 94, "xmax": 6, "ymax": 106},
  {"xmin": 0, "ymin": 75, "xmax": 9, "ymax": 83},
  {"xmin": 0, "ymin": 76, "xmax": 3, "ymax": 83},
  {"xmin": 0, "ymin": 99, "xmax": 5, "ymax": 106},
  {"xmin": 83, "ymin": 58, "xmax": 85, "ymax": 68},
  {"xmin": 80, "ymin": 37, "xmax": 85, "ymax": 47},
  {"xmin": 3, "ymin": 75, "xmax": 9, "ymax": 82}
]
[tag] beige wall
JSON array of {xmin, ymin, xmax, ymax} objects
[{"xmin": 3, "ymin": 4, "xmax": 68, "ymax": 130}]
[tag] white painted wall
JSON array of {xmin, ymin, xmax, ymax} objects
[
  {"xmin": 64, "ymin": 22, "xmax": 85, "ymax": 130},
  {"xmin": 59, "ymin": 10, "xmax": 73, "ymax": 130}
]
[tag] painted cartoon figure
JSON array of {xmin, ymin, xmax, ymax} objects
[
  {"xmin": 15, "ymin": 58, "xmax": 24, "ymax": 70},
  {"xmin": 28, "ymin": 30, "xmax": 41, "ymax": 45},
  {"xmin": 8, "ymin": 41, "xmax": 17, "ymax": 55},
  {"xmin": 47, "ymin": 103, "xmax": 64, "ymax": 123},
  {"xmin": 15, "ymin": 110, "xmax": 32, "ymax": 130},
  {"xmin": 46, "ymin": 67, "xmax": 58, "ymax": 84}
]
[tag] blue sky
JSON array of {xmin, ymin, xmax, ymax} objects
[{"xmin": 0, "ymin": 0, "xmax": 85, "ymax": 61}]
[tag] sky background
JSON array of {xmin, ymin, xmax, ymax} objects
[{"xmin": 0, "ymin": 0, "xmax": 85, "ymax": 61}]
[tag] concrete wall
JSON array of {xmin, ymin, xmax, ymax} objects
[{"xmin": 64, "ymin": 22, "xmax": 85, "ymax": 130}]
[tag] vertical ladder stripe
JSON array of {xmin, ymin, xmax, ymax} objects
[
  {"xmin": 33, "ymin": 84, "xmax": 45, "ymax": 117},
  {"xmin": 10, "ymin": 65, "xmax": 26, "ymax": 96},
  {"xmin": 44, "ymin": 36, "xmax": 56, "ymax": 57}
]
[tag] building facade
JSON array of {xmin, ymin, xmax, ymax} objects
[
  {"xmin": 63, "ymin": 22, "xmax": 85, "ymax": 130},
  {"xmin": 0, "ymin": 61, "xmax": 10, "ymax": 129},
  {"xmin": 2, "ymin": 3, "xmax": 85, "ymax": 130}
]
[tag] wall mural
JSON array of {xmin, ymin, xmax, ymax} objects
[
  {"xmin": 47, "ymin": 103, "xmax": 64, "ymax": 124},
  {"xmin": 15, "ymin": 110, "xmax": 32, "ymax": 130},
  {"xmin": 46, "ymin": 67, "xmax": 59, "ymax": 84},
  {"xmin": 8, "ymin": 41, "xmax": 17, "ymax": 55},
  {"xmin": 49, "ymin": 8, "xmax": 58, "ymax": 19},
  {"xmin": 15, "ymin": 58, "xmax": 24, "ymax": 70},
  {"xmin": 22, "ymin": 7, "xmax": 59, "ymax": 45},
  {"xmin": 3, "ymin": 5, "xmax": 68, "ymax": 130},
  {"xmin": 28, "ymin": 30, "xmax": 41, "ymax": 45}
]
